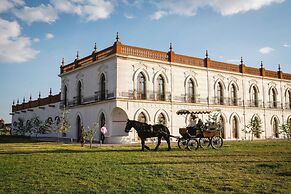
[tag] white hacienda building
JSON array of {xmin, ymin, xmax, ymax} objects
[{"xmin": 11, "ymin": 34, "xmax": 291, "ymax": 143}]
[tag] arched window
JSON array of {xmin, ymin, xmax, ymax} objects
[
  {"xmin": 100, "ymin": 113, "xmax": 106, "ymax": 128},
  {"xmin": 218, "ymin": 115, "xmax": 225, "ymax": 139},
  {"xmin": 187, "ymin": 79, "xmax": 195, "ymax": 103},
  {"xmin": 137, "ymin": 72, "xmax": 146, "ymax": 99},
  {"xmin": 273, "ymin": 118, "xmax": 279, "ymax": 138},
  {"xmin": 232, "ymin": 116, "xmax": 239, "ymax": 139},
  {"xmin": 251, "ymin": 86, "xmax": 258, "ymax": 107},
  {"xmin": 287, "ymin": 90, "xmax": 291, "ymax": 109},
  {"xmin": 157, "ymin": 75, "xmax": 165, "ymax": 101},
  {"xmin": 138, "ymin": 112, "xmax": 147, "ymax": 123},
  {"xmin": 270, "ymin": 88, "xmax": 277, "ymax": 108},
  {"xmin": 217, "ymin": 82, "xmax": 224, "ymax": 105},
  {"xmin": 77, "ymin": 81, "xmax": 82, "ymax": 105},
  {"xmin": 230, "ymin": 84, "xmax": 237, "ymax": 106},
  {"xmin": 100, "ymin": 74, "xmax": 106, "ymax": 100},
  {"xmin": 157, "ymin": 113, "xmax": 166, "ymax": 125},
  {"xmin": 63, "ymin": 85, "xmax": 67, "ymax": 107},
  {"xmin": 76, "ymin": 115, "xmax": 81, "ymax": 142}
]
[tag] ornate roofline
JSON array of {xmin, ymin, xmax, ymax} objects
[{"xmin": 59, "ymin": 40, "xmax": 291, "ymax": 80}]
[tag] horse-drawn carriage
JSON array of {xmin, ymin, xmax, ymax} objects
[{"xmin": 175, "ymin": 109, "xmax": 223, "ymax": 150}]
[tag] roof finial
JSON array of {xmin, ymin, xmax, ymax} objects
[
  {"xmin": 38, "ymin": 91, "xmax": 41, "ymax": 99},
  {"xmin": 206, "ymin": 50, "xmax": 209, "ymax": 58},
  {"xmin": 29, "ymin": 94, "xmax": 32, "ymax": 101},
  {"xmin": 76, "ymin": 51, "xmax": 79, "ymax": 60},
  {"xmin": 61, "ymin": 58, "xmax": 64, "ymax": 66},
  {"xmin": 169, "ymin": 43, "xmax": 173, "ymax": 52},
  {"xmin": 94, "ymin": 42, "xmax": 97, "ymax": 52},
  {"xmin": 49, "ymin": 88, "xmax": 52, "ymax": 96},
  {"xmin": 278, "ymin": 64, "xmax": 281, "ymax": 71},
  {"xmin": 240, "ymin": 57, "xmax": 243, "ymax": 65},
  {"xmin": 116, "ymin": 32, "xmax": 119, "ymax": 42},
  {"xmin": 17, "ymin": 98, "xmax": 19, "ymax": 104},
  {"xmin": 260, "ymin": 61, "xmax": 263, "ymax": 68},
  {"xmin": 23, "ymin": 97, "xmax": 25, "ymax": 103},
  {"xmin": 13, "ymin": 100, "xmax": 15, "ymax": 105}
]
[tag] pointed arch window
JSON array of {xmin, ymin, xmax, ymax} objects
[
  {"xmin": 157, "ymin": 113, "xmax": 166, "ymax": 125},
  {"xmin": 272, "ymin": 118, "xmax": 279, "ymax": 138},
  {"xmin": 77, "ymin": 81, "xmax": 82, "ymax": 105},
  {"xmin": 138, "ymin": 112, "xmax": 147, "ymax": 123},
  {"xmin": 100, "ymin": 74, "xmax": 106, "ymax": 100},
  {"xmin": 287, "ymin": 90, "xmax": 291, "ymax": 109},
  {"xmin": 270, "ymin": 88, "xmax": 277, "ymax": 108},
  {"xmin": 187, "ymin": 79, "xmax": 195, "ymax": 103},
  {"xmin": 157, "ymin": 75, "xmax": 165, "ymax": 101},
  {"xmin": 251, "ymin": 86, "xmax": 258, "ymax": 107},
  {"xmin": 232, "ymin": 117, "xmax": 239, "ymax": 139},
  {"xmin": 76, "ymin": 115, "xmax": 81, "ymax": 142},
  {"xmin": 137, "ymin": 72, "xmax": 146, "ymax": 99},
  {"xmin": 217, "ymin": 82, "xmax": 224, "ymax": 105},
  {"xmin": 100, "ymin": 113, "xmax": 106, "ymax": 128},
  {"xmin": 63, "ymin": 85, "xmax": 68, "ymax": 107},
  {"xmin": 230, "ymin": 84, "xmax": 237, "ymax": 106}
]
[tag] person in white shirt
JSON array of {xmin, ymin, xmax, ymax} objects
[{"xmin": 100, "ymin": 124, "xmax": 107, "ymax": 144}]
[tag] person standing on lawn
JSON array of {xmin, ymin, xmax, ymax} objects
[{"xmin": 100, "ymin": 124, "xmax": 107, "ymax": 144}]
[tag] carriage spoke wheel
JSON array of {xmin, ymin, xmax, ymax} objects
[
  {"xmin": 187, "ymin": 138, "xmax": 199, "ymax": 151},
  {"xmin": 210, "ymin": 136, "xmax": 223, "ymax": 149},
  {"xmin": 178, "ymin": 138, "xmax": 188, "ymax": 149},
  {"xmin": 199, "ymin": 137, "xmax": 210, "ymax": 148}
]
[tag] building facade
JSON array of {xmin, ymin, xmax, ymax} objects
[{"xmin": 11, "ymin": 36, "xmax": 291, "ymax": 143}]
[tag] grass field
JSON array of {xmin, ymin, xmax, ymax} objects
[{"xmin": 0, "ymin": 137, "xmax": 290, "ymax": 194}]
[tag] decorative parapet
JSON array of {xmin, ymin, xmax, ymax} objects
[
  {"xmin": 12, "ymin": 93, "xmax": 61, "ymax": 113},
  {"xmin": 59, "ymin": 40, "xmax": 291, "ymax": 81}
]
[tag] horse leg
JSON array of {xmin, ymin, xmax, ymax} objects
[
  {"xmin": 144, "ymin": 141, "xmax": 150, "ymax": 151},
  {"xmin": 154, "ymin": 136, "xmax": 162, "ymax": 151},
  {"xmin": 141, "ymin": 139, "xmax": 145, "ymax": 151},
  {"xmin": 165, "ymin": 136, "xmax": 171, "ymax": 151}
]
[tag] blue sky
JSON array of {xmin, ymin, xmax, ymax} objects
[{"xmin": 0, "ymin": 0, "xmax": 290, "ymax": 122}]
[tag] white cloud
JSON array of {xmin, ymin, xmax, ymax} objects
[
  {"xmin": 0, "ymin": 18, "xmax": 39, "ymax": 63},
  {"xmin": 33, "ymin": 38, "xmax": 40, "ymax": 43},
  {"xmin": 150, "ymin": 0, "xmax": 285, "ymax": 19},
  {"xmin": 51, "ymin": 0, "xmax": 115, "ymax": 21},
  {"xmin": 13, "ymin": 4, "xmax": 58, "ymax": 24},
  {"xmin": 150, "ymin": 10, "xmax": 168, "ymax": 20},
  {"xmin": 0, "ymin": 0, "xmax": 24, "ymax": 13},
  {"xmin": 282, "ymin": 44, "xmax": 290, "ymax": 48},
  {"xmin": 259, "ymin": 47, "xmax": 274, "ymax": 54},
  {"xmin": 124, "ymin": 13, "xmax": 134, "ymax": 19},
  {"xmin": 45, "ymin": 33, "xmax": 54, "ymax": 40}
]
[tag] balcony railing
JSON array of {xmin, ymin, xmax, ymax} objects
[
  {"xmin": 60, "ymin": 90, "xmax": 114, "ymax": 108},
  {"xmin": 285, "ymin": 103, "xmax": 291, "ymax": 109},
  {"xmin": 246, "ymin": 100, "xmax": 263, "ymax": 108},
  {"xmin": 118, "ymin": 90, "xmax": 171, "ymax": 101},
  {"xmin": 267, "ymin": 101, "xmax": 281, "ymax": 109}
]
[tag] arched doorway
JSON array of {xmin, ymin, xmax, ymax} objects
[
  {"xmin": 157, "ymin": 113, "xmax": 166, "ymax": 125},
  {"xmin": 76, "ymin": 115, "xmax": 82, "ymax": 142},
  {"xmin": 111, "ymin": 107, "xmax": 128, "ymax": 136},
  {"xmin": 272, "ymin": 118, "xmax": 279, "ymax": 138},
  {"xmin": 232, "ymin": 116, "xmax": 239, "ymax": 139},
  {"xmin": 218, "ymin": 115, "xmax": 226, "ymax": 139}
]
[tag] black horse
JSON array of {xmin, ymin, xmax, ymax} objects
[{"xmin": 125, "ymin": 119, "xmax": 171, "ymax": 151}]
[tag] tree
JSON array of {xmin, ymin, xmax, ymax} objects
[
  {"xmin": 280, "ymin": 119, "xmax": 291, "ymax": 140},
  {"xmin": 0, "ymin": 119, "xmax": 10, "ymax": 135},
  {"xmin": 14, "ymin": 118, "xmax": 26, "ymax": 136},
  {"xmin": 50, "ymin": 108, "xmax": 71, "ymax": 141},
  {"xmin": 246, "ymin": 116, "xmax": 263, "ymax": 140},
  {"xmin": 80, "ymin": 126, "xmax": 86, "ymax": 147},
  {"xmin": 86, "ymin": 123, "xmax": 99, "ymax": 148}
]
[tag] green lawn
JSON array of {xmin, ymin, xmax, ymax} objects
[{"xmin": 0, "ymin": 137, "xmax": 290, "ymax": 194}]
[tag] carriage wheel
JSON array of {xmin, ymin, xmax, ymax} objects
[
  {"xmin": 210, "ymin": 136, "xmax": 223, "ymax": 149},
  {"xmin": 187, "ymin": 138, "xmax": 199, "ymax": 151},
  {"xmin": 178, "ymin": 138, "xmax": 188, "ymax": 149},
  {"xmin": 199, "ymin": 137, "xmax": 211, "ymax": 148}
]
